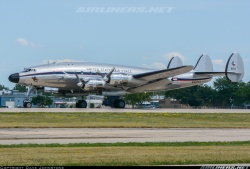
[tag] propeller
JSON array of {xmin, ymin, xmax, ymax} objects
[
  {"xmin": 75, "ymin": 72, "xmax": 83, "ymax": 87},
  {"xmin": 75, "ymin": 71, "xmax": 89, "ymax": 88},
  {"xmin": 97, "ymin": 67, "xmax": 115, "ymax": 83}
]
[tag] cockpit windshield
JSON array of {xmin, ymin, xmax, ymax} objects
[{"xmin": 22, "ymin": 68, "xmax": 36, "ymax": 72}]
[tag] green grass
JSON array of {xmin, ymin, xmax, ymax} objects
[
  {"xmin": 1, "ymin": 141, "xmax": 250, "ymax": 148},
  {"xmin": 1, "ymin": 112, "xmax": 250, "ymax": 165},
  {"xmin": 0, "ymin": 142, "xmax": 250, "ymax": 166},
  {"xmin": 0, "ymin": 112, "xmax": 249, "ymax": 128}
]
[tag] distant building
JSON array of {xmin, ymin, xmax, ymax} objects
[
  {"xmin": 0, "ymin": 89, "xmax": 105, "ymax": 108},
  {"xmin": 159, "ymin": 98, "xmax": 189, "ymax": 108},
  {"xmin": 54, "ymin": 95, "xmax": 104, "ymax": 108},
  {"xmin": 150, "ymin": 95, "xmax": 165, "ymax": 108},
  {"xmin": 0, "ymin": 90, "xmax": 38, "ymax": 108},
  {"xmin": 135, "ymin": 95, "xmax": 165, "ymax": 109}
]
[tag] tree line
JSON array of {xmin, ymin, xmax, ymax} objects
[
  {"xmin": 123, "ymin": 77, "xmax": 250, "ymax": 109},
  {"xmin": 164, "ymin": 77, "xmax": 250, "ymax": 108}
]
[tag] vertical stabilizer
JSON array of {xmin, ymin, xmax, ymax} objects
[
  {"xmin": 167, "ymin": 56, "xmax": 183, "ymax": 69},
  {"xmin": 225, "ymin": 52, "xmax": 244, "ymax": 82},
  {"xmin": 193, "ymin": 54, "xmax": 213, "ymax": 72}
]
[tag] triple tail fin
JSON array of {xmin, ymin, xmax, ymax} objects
[{"xmin": 194, "ymin": 52, "xmax": 244, "ymax": 82}]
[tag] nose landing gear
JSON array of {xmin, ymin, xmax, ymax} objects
[
  {"xmin": 23, "ymin": 86, "xmax": 36, "ymax": 108},
  {"xmin": 23, "ymin": 101, "xmax": 32, "ymax": 108}
]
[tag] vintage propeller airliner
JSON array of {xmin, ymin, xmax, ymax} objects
[{"xmin": 9, "ymin": 52, "xmax": 244, "ymax": 108}]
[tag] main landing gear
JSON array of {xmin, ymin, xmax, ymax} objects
[
  {"xmin": 75, "ymin": 100, "xmax": 87, "ymax": 108},
  {"xmin": 75, "ymin": 97, "xmax": 125, "ymax": 108},
  {"xmin": 102, "ymin": 96, "xmax": 126, "ymax": 108},
  {"xmin": 113, "ymin": 99, "xmax": 125, "ymax": 108}
]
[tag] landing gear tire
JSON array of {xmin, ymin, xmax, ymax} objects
[
  {"xmin": 76, "ymin": 100, "xmax": 87, "ymax": 108},
  {"xmin": 23, "ymin": 102, "xmax": 32, "ymax": 108},
  {"xmin": 113, "ymin": 99, "xmax": 125, "ymax": 108}
]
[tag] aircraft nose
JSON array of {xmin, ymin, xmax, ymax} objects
[{"xmin": 8, "ymin": 73, "xmax": 20, "ymax": 83}]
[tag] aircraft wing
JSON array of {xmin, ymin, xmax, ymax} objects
[
  {"xmin": 133, "ymin": 66, "xmax": 193, "ymax": 81},
  {"xmin": 127, "ymin": 78, "xmax": 172, "ymax": 93}
]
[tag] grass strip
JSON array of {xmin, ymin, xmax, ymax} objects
[
  {"xmin": 0, "ymin": 112, "xmax": 250, "ymax": 128},
  {"xmin": 0, "ymin": 142, "xmax": 250, "ymax": 166},
  {"xmin": 0, "ymin": 141, "xmax": 250, "ymax": 148}
]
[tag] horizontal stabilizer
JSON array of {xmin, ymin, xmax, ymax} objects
[{"xmin": 195, "ymin": 72, "xmax": 225, "ymax": 76}]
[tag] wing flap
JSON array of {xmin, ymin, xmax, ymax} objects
[
  {"xmin": 128, "ymin": 78, "xmax": 172, "ymax": 93},
  {"xmin": 133, "ymin": 66, "xmax": 193, "ymax": 81}
]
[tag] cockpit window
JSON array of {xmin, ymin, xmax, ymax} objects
[{"xmin": 23, "ymin": 68, "xmax": 36, "ymax": 72}]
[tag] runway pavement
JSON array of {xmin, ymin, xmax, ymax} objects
[
  {"xmin": 0, "ymin": 108, "xmax": 250, "ymax": 145},
  {"xmin": 0, "ymin": 128, "xmax": 250, "ymax": 145},
  {"xmin": 1, "ymin": 108, "xmax": 250, "ymax": 113}
]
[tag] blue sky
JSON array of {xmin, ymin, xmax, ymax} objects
[{"xmin": 1, "ymin": 0, "xmax": 250, "ymax": 89}]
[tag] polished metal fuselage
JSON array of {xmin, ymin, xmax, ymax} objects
[
  {"xmin": 19, "ymin": 62, "xmax": 152, "ymax": 90},
  {"xmin": 17, "ymin": 62, "xmax": 212, "ymax": 95}
]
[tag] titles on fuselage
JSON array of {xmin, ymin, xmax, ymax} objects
[{"xmin": 86, "ymin": 67, "xmax": 132, "ymax": 73}]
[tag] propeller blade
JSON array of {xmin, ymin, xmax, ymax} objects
[
  {"xmin": 103, "ymin": 67, "xmax": 115, "ymax": 83},
  {"xmin": 62, "ymin": 71, "xmax": 70, "ymax": 78},
  {"xmin": 75, "ymin": 72, "xmax": 84, "ymax": 88},
  {"xmin": 107, "ymin": 67, "xmax": 115, "ymax": 77},
  {"xmin": 75, "ymin": 72, "xmax": 80, "ymax": 81}
]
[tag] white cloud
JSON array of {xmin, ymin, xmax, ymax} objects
[
  {"xmin": 163, "ymin": 52, "xmax": 186, "ymax": 61},
  {"xmin": 16, "ymin": 38, "xmax": 29, "ymax": 46},
  {"xmin": 152, "ymin": 62, "xmax": 167, "ymax": 69},
  {"xmin": 212, "ymin": 59, "xmax": 224, "ymax": 65},
  {"xmin": 212, "ymin": 59, "xmax": 225, "ymax": 71},
  {"xmin": 141, "ymin": 64, "xmax": 148, "ymax": 67},
  {"xmin": 42, "ymin": 59, "xmax": 84, "ymax": 64},
  {"xmin": 142, "ymin": 62, "xmax": 166, "ymax": 69},
  {"xmin": 16, "ymin": 38, "xmax": 40, "ymax": 48},
  {"xmin": 141, "ymin": 52, "xmax": 186, "ymax": 69}
]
